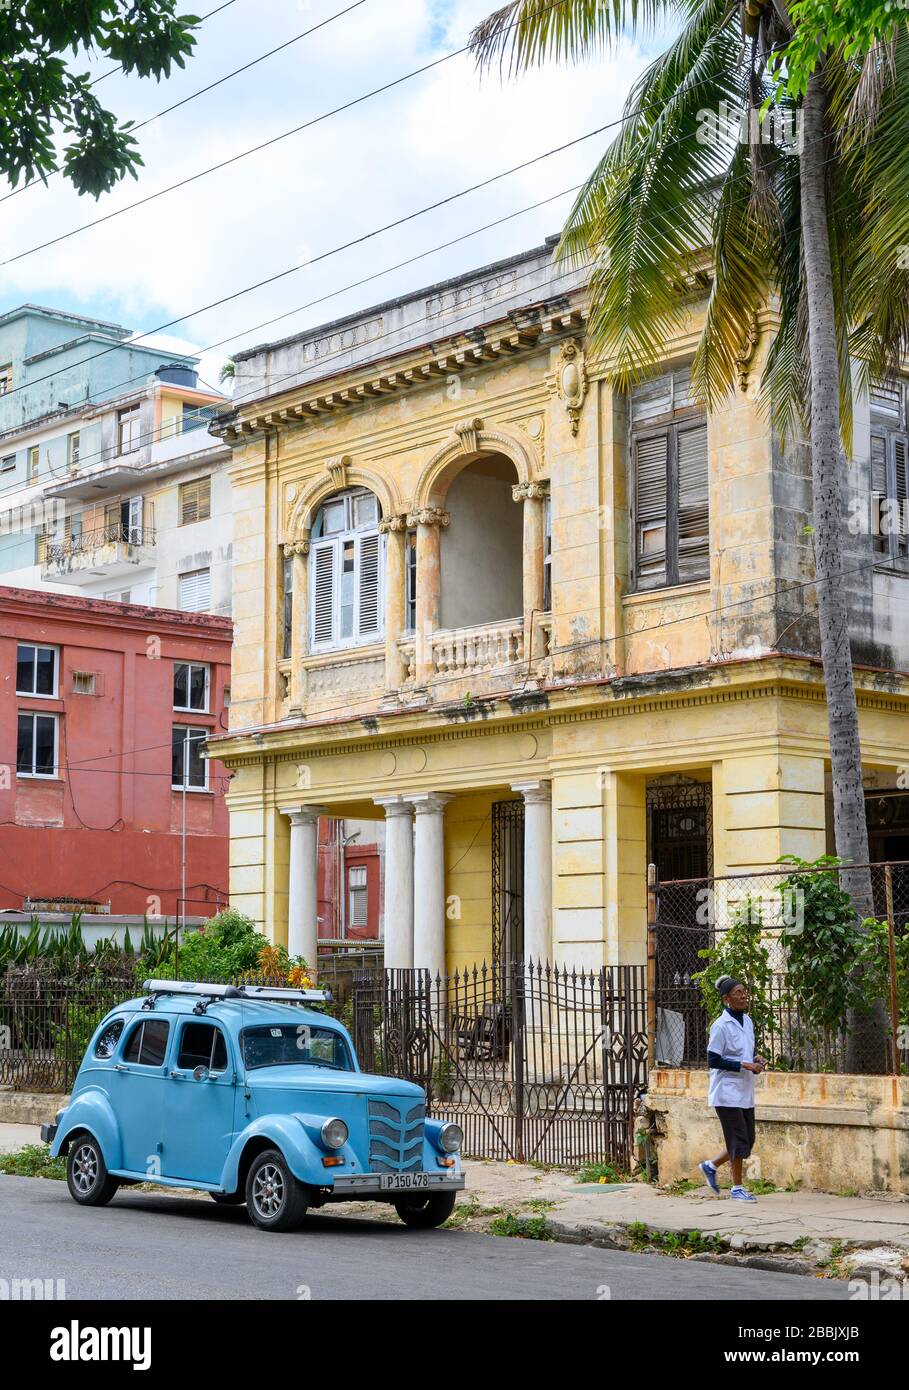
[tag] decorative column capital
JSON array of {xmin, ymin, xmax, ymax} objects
[
  {"xmin": 283, "ymin": 534, "xmax": 310, "ymax": 557},
  {"xmin": 406, "ymin": 507, "xmax": 449, "ymax": 529},
  {"xmin": 511, "ymin": 480, "xmax": 549, "ymax": 503},
  {"xmin": 410, "ymin": 792, "xmax": 454, "ymax": 816},
  {"xmin": 374, "ymin": 795, "xmax": 415, "ymax": 818},
  {"xmin": 378, "ymin": 513, "xmax": 408, "ymax": 534},
  {"xmin": 281, "ymin": 804, "xmax": 327, "ymax": 826},
  {"xmin": 511, "ymin": 779, "xmax": 551, "ymax": 806}
]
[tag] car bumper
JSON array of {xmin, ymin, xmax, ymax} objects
[
  {"xmin": 329, "ymin": 1172, "xmax": 465, "ymax": 1196},
  {"xmin": 40, "ymin": 1123, "xmax": 57, "ymax": 1144}
]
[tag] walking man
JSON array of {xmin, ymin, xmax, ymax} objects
[{"xmin": 698, "ymin": 976, "xmax": 766, "ymax": 1201}]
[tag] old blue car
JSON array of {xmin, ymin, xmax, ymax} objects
[{"xmin": 41, "ymin": 980, "xmax": 464, "ymax": 1232}]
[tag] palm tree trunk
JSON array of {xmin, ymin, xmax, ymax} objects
[{"xmin": 800, "ymin": 72, "xmax": 886, "ymax": 1071}]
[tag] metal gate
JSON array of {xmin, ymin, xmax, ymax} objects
[
  {"xmin": 352, "ymin": 962, "xmax": 648, "ymax": 1169},
  {"xmin": 492, "ymin": 798, "xmax": 524, "ymax": 969}
]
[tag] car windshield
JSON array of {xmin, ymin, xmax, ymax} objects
[{"xmin": 241, "ymin": 1023, "xmax": 352, "ymax": 1071}]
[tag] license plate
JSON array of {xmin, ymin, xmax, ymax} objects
[{"xmin": 379, "ymin": 1173, "xmax": 430, "ymax": 1191}]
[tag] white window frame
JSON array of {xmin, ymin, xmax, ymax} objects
[
  {"xmin": 172, "ymin": 726, "xmax": 209, "ymax": 792},
  {"xmin": 118, "ymin": 404, "xmax": 142, "ymax": 456},
  {"xmin": 173, "ymin": 661, "xmax": 210, "ymax": 713},
  {"xmin": 17, "ymin": 711, "xmax": 59, "ymax": 779},
  {"xmin": 0, "ymin": 453, "xmax": 15, "ymax": 474},
  {"xmin": 16, "ymin": 643, "xmax": 59, "ymax": 698},
  {"xmin": 67, "ymin": 431, "xmax": 81, "ymax": 471},
  {"xmin": 347, "ymin": 865, "xmax": 369, "ymax": 931},
  {"xmin": 308, "ymin": 490, "xmax": 384, "ymax": 653},
  {"xmin": 178, "ymin": 567, "xmax": 211, "ymax": 613}
]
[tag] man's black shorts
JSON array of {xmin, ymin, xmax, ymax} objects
[{"xmin": 714, "ymin": 1105, "xmax": 756, "ymax": 1159}]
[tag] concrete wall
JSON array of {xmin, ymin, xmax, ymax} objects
[{"xmin": 647, "ymin": 1068, "xmax": 909, "ymax": 1194}]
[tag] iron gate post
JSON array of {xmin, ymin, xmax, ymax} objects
[
  {"xmin": 511, "ymin": 961, "xmax": 525, "ymax": 1163},
  {"xmin": 646, "ymin": 862, "xmax": 658, "ymax": 1070}
]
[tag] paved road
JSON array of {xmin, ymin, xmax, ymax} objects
[{"xmin": 2, "ymin": 1177, "xmax": 853, "ymax": 1301}]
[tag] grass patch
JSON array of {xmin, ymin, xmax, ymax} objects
[
  {"xmin": 442, "ymin": 1200, "xmax": 504, "ymax": 1229},
  {"xmin": 488, "ymin": 1213, "xmax": 553, "ymax": 1241},
  {"xmin": 664, "ymin": 1178, "xmax": 699, "ymax": 1196},
  {"xmin": 625, "ymin": 1220, "xmax": 728, "ymax": 1258},
  {"xmin": 745, "ymin": 1177, "xmax": 778, "ymax": 1195},
  {"xmin": 574, "ymin": 1160, "xmax": 628, "ymax": 1185},
  {"xmin": 0, "ymin": 1144, "xmax": 66, "ymax": 1181}
]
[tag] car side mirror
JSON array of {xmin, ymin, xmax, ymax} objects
[{"xmin": 192, "ymin": 1065, "xmax": 209, "ymax": 1081}]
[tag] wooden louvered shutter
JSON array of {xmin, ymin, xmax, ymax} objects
[
  {"xmin": 634, "ymin": 432, "xmax": 668, "ymax": 587},
  {"xmin": 356, "ymin": 532, "xmax": 381, "ymax": 638},
  {"xmin": 677, "ymin": 423, "xmax": 709, "ymax": 580},
  {"xmin": 311, "ymin": 542, "xmax": 335, "ymax": 647},
  {"xmin": 894, "ymin": 434, "xmax": 908, "ymax": 557},
  {"xmin": 871, "ymin": 434, "xmax": 888, "ymax": 551}
]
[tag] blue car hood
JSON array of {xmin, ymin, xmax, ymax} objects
[{"xmin": 245, "ymin": 1066, "xmax": 423, "ymax": 1101}]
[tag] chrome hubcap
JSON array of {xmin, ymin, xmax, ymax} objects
[
  {"xmin": 252, "ymin": 1163, "xmax": 285, "ymax": 1218},
  {"xmin": 72, "ymin": 1144, "xmax": 98, "ymax": 1194}
]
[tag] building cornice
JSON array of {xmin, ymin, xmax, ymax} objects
[
  {"xmin": 0, "ymin": 585, "xmax": 233, "ymax": 639},
  {"xmin": 208, "ymin": 654, "xmax": 909, "ymax": 767}
]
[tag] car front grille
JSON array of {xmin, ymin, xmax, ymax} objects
[{"xmin": 367, "ymin": 1099, "xmax": 425, "ymax": 1173}]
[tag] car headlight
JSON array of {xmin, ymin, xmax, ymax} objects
[
  {"xmin": 438, "ymin": 1122, "xmax": 463, "ymax": 1154},
  {"xmin": 320, "ymin": 1117, "xmax": 348, "ymax": 1150}
]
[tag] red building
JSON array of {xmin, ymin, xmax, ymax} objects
[
  {"xmin": 0, "ymin": 586, "xmax": 231, "ymax": 917},
  {"xmin": 316, "ymin": 817, "xmax": 383, "ymax": 944}
]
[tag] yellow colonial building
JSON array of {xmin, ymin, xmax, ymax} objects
[{"xmin": 209, "ymin": 238, "xmax": 909, "ymax": 976}]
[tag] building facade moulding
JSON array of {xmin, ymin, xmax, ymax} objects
[
  {"xmin": 284, "ymin": 459, "xmax": 404, "ymax": 541},
  {"xmin": 413, "ymin": 417, "xmax": 542, "ymax": 508}
]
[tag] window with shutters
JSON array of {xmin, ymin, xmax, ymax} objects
[
  {"xmin": 178, "ymin": 567, "xmax": 211, "ymax": 613},
  {"xmin": 870, "ymin": 379, "xmax": 909, "ymax": 566},
  {"xmin": 347, "ymin": 865, "xmax": 368, "ymax": 932},
  {"xmin": 309, "ymin": 489, "xmax": 384, "ymax": 651},
  {"xmin": 179, "ymin": 476, "xmax": 211, "ymax": 525},
  {"xmin": 631, "ymin": 368, "xmax": 709, "ymax": 590}
]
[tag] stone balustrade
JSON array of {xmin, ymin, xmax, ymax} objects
[{"xmin": 430, "ymin": 618, "xmax": 524, "ymax": 677}]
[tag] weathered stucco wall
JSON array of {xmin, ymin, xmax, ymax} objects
[{"xmin": 647, "ymin": 1068, "xmax": 909, "ymax": 1195}]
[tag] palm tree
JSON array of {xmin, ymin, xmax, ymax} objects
[{"xmin": 470, "ymin": 1, "xmax": 909, "ymax": 1066}]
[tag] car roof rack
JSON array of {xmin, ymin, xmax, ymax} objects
[{"xmin": 141, "ymin": 980, "xmax": 333, "ymax": 1014}]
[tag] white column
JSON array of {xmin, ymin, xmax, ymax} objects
[
  {"xmin": 512, "ymin": 780, "xmax": 552, "ymax": 964},
  {"xmin": 411, "ymin": 793, "xmax": 453, "ymax": 977},
  {"xmin": 281, "ymin": 805, "xmax": 326, "ymax": 966},
  {"xmin": 374, "ymin": 797, "xmax": 414, "ymax": 968}
]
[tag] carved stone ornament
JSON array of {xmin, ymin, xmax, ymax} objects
[
  {"xmin": 454, "ymin": 417, "xmax": 484, "ymax": 455},
  {"xmin": 282, "ymin": 536, "xmax": 310, "ymax": 558},
  {"xmin": 512, "ymin": 481, "xmax": 549, "ymax": 503},
  {"xmin": 325, "ymin": 453, "xmax": 351, "ymax": 490},
  {"xmin": 555, "ymin": 340, "xmax": 588, "ymax": 437},
  {"xmin": 378, "ymin": 513, "xmax": 408, "ymax": 534},
  {"xmin": 406, "ymin": 507, "xmax": 450, "ymax": 529},
  {"xmin": 735, "ymin": 314, "xmax": 761, "ymax": 392}
]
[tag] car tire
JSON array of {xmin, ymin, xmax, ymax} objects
[
  {"xmin": 245, "ymin": 1149, "xmax": 307, "ymax": 1232},
  {"xmin": 210, "ymin": 1191, "xmax": 245, "ymax": 1206},
  {"xmin": 393, "ymin": 1191, "xmax": 457, "ymax": 1229},
  {"xmin": 66, "ymin": 1134, "xmax": 120, "ymax": 1207}
]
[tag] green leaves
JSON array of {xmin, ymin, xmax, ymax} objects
[
  {"xmin": 0, "ymin": 1, "xmax": 199, "ymax": 196},
  {"xmin": 770, "ymin": 1, "xmax": 909, "ymax": 103}
]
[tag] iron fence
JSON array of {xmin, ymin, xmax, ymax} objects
[
  {"xmin": 651, "ymin": 860, "xmax": 909, "ymax": 1075},
  {"xmin": 0, "ymin": 972, "xmax": 137, "ymax": 1093},
  {"xmin": 352, "ymin": 962, "xmax": 648, "ymax": 1169}
]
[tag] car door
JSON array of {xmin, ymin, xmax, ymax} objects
[
  {"xmin": 162, "ymin": 1020, "xmax": 237, "ymax": 1184},
  {"xmin": 110, "ymin": 1015, "xmax": 172, "ymax": 1176}
]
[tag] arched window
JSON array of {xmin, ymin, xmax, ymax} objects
[{"xmin": 310, "ymin": 488, "xmax": 383, "ymax": 650}]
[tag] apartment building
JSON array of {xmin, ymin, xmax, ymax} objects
[
  {"xmin": 0, "ymin": 305, "xmax": 231, "ymax": 615},
  {"xmin": 204, "ymin": 239, "xmax": 909, "ymax": 974}
]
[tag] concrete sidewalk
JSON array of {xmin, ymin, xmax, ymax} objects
[{"xmin": 5, "ymin": 1121, "xmax": 908, "ymax": 1277}]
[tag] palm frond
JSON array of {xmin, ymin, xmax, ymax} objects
[{"xmin": 468, "ymin": 0, "xmax": 679, "ymax": 74}]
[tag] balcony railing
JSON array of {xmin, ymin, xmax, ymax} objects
[
  {"xmin": 430, "ymin": 618, "xmax": 524, "ymax": 677},
  {"xmin": 42, "ymin": 522, "xmax": 157, "ymax": 564}
]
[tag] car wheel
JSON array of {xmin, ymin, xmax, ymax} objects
[
  {"xmin": 393, "ymin": 1191, "xmax": 457, "ymax": 1229},
  {"xmin": 245, "ymin": 1149, "xmax": 307, "ymax": 1232},
  {"xmin": 66, "ymin": 1134, "xmax": 120, "ymax": 1207},
  {"xmin": 210, "ymin": 1191, "xmax": 245, "ymax": 1206}
]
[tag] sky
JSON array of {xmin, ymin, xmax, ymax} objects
[{"xmin": 0, "ymin": 0, "xmax": 669, "ymax": 396}]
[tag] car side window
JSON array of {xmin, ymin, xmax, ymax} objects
[
  {"xmin": 94, "ymin": 1018, "xmax": 125, "ymax": 1059},
  {"xmin": 122, "ymin": 1018, "xmax": 170, "ymax": 1066},
  {"xmin": 177, "ymin": 1021, "xmax": 228, "ymax": 1073}
]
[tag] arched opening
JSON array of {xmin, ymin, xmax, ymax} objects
[
  {"xmin": 439, "ymin": 455, "xmax": 522, "ymax": 630},
  {"xmin": 309, "ymin": 487, "xmax": 383, "ymax": 651}
]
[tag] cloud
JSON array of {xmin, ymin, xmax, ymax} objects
[{"xmin": 0, "ymin": 0, "xmax": 651, "ymax": 390}]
